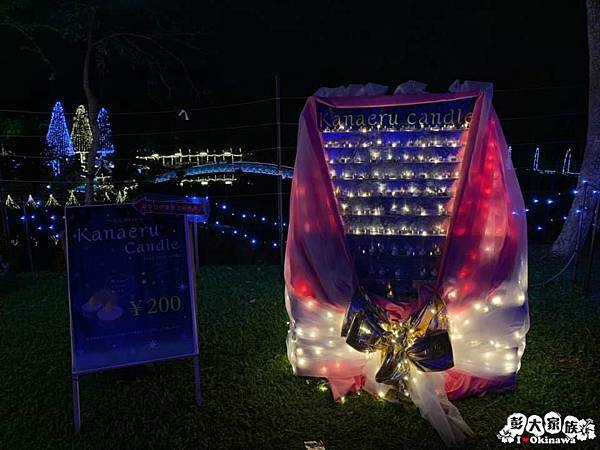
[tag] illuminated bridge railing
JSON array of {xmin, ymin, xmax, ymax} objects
[{"xmin": 154, "ymin": 162, "xmax": 294, "ymax": 183}]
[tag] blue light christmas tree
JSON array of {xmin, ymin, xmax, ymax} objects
[
  {"xmin": 97, "ymin": 107, "xmax": 115, "ymax": 158},
  {"xmin": 45, "ymin": 101, "xmax": 74, "ymax": 175}
]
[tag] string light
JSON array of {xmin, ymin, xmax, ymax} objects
[
  {"xmin": 45, "ymin": 101, "xmax": 74, "ymax": 175},
  {"xmin": 532, "ymin": 146, "xmax": 540, "ymax": 171},
  {"xmin": 562, "ymin": 148, "xmax": 572, "ymax": 174},
  {"xmin": 97, "ymin": 108, "xmax": 115, "ymax": 158},
  {"xmin": 71, "ymin": 105, "xmax": 93, "ymax": 165}
]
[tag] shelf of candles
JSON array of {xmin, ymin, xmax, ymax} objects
[
  {"xmin": 328, "ymin": 156, "xmax": 461, "ymax": 165},
  {"xmin": 354, "ymin": 242, "xmax": 443, "ymax": 257},
  {"xmin": 340, "ymin": 201, "xmax": 448, "ymax": 214},
  {"xmin": 331, "ymin": 173, "xmax": 459, "ymax": 181},
  {"xmin": 362, "ymin": 268, "xmax": 440, "ymax": 282},
  {"xmin": 338, "ymin": 198, "xmax": 450, "ymax": 214},
  {"xmin": 347, "ymin": 226, "xmax": 447, "ymax": 237},
  {"xmin": 334, "ymin": 188, "xmax": 453, "ymax": 198},
  {"xmin": 342, "ymin": 212, "xmax": 450, "ymax": 218},
  {"xmin": 323, "ymin": 140, "xmax": 463, "ymax": 150}
]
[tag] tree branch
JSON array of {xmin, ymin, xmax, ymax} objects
[
  {"xmin": 0, "ymin": 20, "xmax": 55, "ymax": 75},
  {"xmin": 92, "ymin": 32, "xmax": 201, "ymax": 98}
]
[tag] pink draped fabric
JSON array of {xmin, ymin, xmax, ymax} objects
[{"xmin": 284, "ymin": 83, "xmax": 529, "ymax": 445}]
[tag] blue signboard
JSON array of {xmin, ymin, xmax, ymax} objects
[{"xmin": 65, "ymin": 203, "xmax": 199, "ymax": 374}]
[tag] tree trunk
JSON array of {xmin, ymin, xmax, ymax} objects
[
  {"xmin": 552, "ymin": 0, "xmax": 600, "ymax": 257},
  {"xmin": 84, "ymin": 11, "xmax": 100, "ymax": 205}
]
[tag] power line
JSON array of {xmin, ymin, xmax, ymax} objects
[
  {"xmin": 510, "ymin": 139, "xmax": 582, "ymax": 146},
  {"xmin": 501, "ymin": 112, "xmax": 584, "ymax": 121},
  {"xmin": 1, "ymin": 122, "xmax": 300, "ymax": 138},
  {"xmin": 495, "ymin": 84, "xmax": 584, "ymax": 93},
  {"xmin": 0, "ymin": 113, "xmax": 584, "ymax": 138},
  {"xmin": 0, "ymin": 84, "xmax": 586, "ymax": 116},
  {"xmin": 0, "ymin": 97, "xmax": 278, "ymax": 116}
]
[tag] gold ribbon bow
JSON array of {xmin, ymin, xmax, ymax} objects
[{"xmin": 341, "ymin": 287, "xmax": 454, "ymax": 399}]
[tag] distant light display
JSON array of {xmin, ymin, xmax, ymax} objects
[{"xmin": 97, "ymin": 107, "xmax": 115, "ymax": 158}]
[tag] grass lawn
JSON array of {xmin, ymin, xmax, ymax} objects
[{"xmin": 1, "ymin": 248, "xmax": 599, "ymax": 449}]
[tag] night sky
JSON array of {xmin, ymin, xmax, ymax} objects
[{"xmin": 0, "ymin": 0, "xmax": 590, "ymax": 170}]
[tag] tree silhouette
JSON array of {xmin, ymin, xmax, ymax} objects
[{"xmin": 553, "ymin": 0, "xmax": 600, "ymax": 256}]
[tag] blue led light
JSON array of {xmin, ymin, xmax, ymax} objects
[
  {"xmin": 221, "ymin": 204, "xmax": 227, "ymax": 210},
  {"xmin": 546, "ymin": 199, "xmax": 554, "ymax": 204},
  {"xmin": 532, "ymin": 198, "xmax": 539, "ymax": 204},
  {"xmin": 97, "ymin": 107, "xmax": 115, "ymax": 158},
  {"xmin": 251, "ymin": 239, "xmax": 257, "ymax": 244},
  {"xmin": 45, "ymin": 101, "xmax": 74, "ymax": 175}
]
